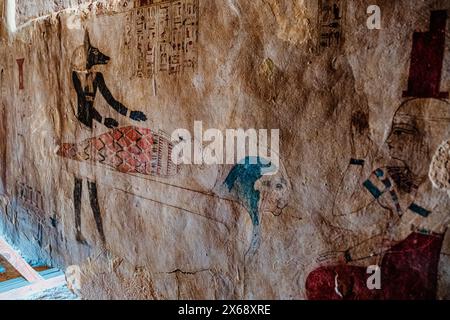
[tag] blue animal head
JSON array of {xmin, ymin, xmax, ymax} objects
[{"xmin": 224, "ymin": 157, "xmax": 275, "ymax": 226}]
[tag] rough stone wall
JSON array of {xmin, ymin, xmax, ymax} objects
[
  {"xmin": 0, "ymin": 0, "xmax": 449, "ymax": 299},
  {"xmin": 15, "ymin": 0, "xmax": 92, "ymax": 26}
]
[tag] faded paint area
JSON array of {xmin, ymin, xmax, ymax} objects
[
  {"xmin": 0, "ymin": 0, "xmax": 449, "ymax": 300},
  {"xmin": 262, "ymin": 0, "xmax": 313, "ymax": 45}
]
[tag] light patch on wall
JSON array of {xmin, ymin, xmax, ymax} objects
[
  {"xmin": 66, "ymin": 14, "xmax": 82, "ymax": 30},
  {"xmin": 192, "ymin": 74, "xmax": 204, "ymax": 91},
  {"xmin": 5, "ymin": 0, "xmax": 16, "ymax": 33},
  {"xmin": 14, "ymin": 0, "xmax": 93, "ymax": 26},
  {"xmin": 263, "ymin": 0, "xmax": 312, "ymax": 45},
  {"xmin": 429, "ymin": 139, "xmax": 450, "ymax": 195},
  {"xmin": 0, "ymin": 0, "xmax": 4, "ymax": 20},
  {"xmin": 258, "ymin": 58, "xmax": 276, "ymax": 82}
]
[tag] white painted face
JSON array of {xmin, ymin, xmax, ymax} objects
[
  {"xmin": 385, "ymin": 99, "xmax": 450, "ymax": 177},
  {"xmin": 385, "ymin": 118, "xmax": 425, "ymax": 166},
  {"xmin": 257, "ymin": 162, "xmax": 291, "ymax": 217}
]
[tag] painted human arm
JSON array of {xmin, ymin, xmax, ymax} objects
[
  {"xmin": 318, "ymin": 232, "xmax": 398, "ymax": 265},
  {"xmin": 96, "ymin": 73, "xmax": 147, "ymax": 121},
  {"xmin": 320, "ymin": 169, "xmax": 405, "ymax": 264},
  {"xmin": 95, "ymin": 72, "xmax": 128, "ymax": 115},
  {"xmin": 331, "ymin": 120, "xmax": 377, "ymax": 218},
  {"xmin": 72, "ymin": 71, "xmax": 85, "ymax": 102},
  {"xmin": 332, "ymin": 128, "xmax": 377, "ymax": 220},
  {"xmin": 331, "ymin": 162, "xmax": 375, "ymax": 217},
  {"xmin": 330, "ymin": 166, "xmax": 400, "ymax": 231}
]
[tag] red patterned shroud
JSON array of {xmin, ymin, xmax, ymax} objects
[
  {"xmin": 58, "ymin": 126, "xmax": 178, "ymax": 177},
  {"xmin": 306, "ymin": 232, "xmax": 444, "ymax": 300}
]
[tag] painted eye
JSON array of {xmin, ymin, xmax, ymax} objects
[{"xmin": 276, "ymin": 183, "xmax": 284, "ymax": 190}]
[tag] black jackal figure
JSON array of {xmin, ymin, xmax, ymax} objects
[{"xmin": 71, "ymin": 31, "xmax": 148, "ymax": 245}]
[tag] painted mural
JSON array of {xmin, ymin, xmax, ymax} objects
[
  {"xmin": 306, "ymin": 10, "xmax": 450, "ymax": 300},
  {"xmin": 224, "ymin": 156, "xmax": 290, "ymax": 258},
  {"xmin": 59, "ymin": 27, "xmax": 288, "ymax": 256},
  {"xmin": 0, "ymin": 0, "xmax": 449, "ymax": 300},
  {"xmin": 58, "ymin": 126, "xmax": 179, "ymax": 177},
  {"xmin": 65, "ymin": 30, "xmax": 148, "ymax": 246},
  {"xmin": 307, "ymin": 98, "xmax": 450, "ymax": 300},
  {"xmin": 123, "ymin": 0, "xmax": 199, "ymax": 79}
]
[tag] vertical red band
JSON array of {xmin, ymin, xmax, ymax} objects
[
  {"xmin": 403, "ymin": 10, "xmax": 448, "ymax": 99},
  {"xmin": 16, "ymin": 58, "xmax": 25, "ymax": 91}
]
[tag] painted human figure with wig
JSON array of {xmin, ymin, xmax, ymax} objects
[
  {"xmin": 307, "ymin": 9, "xmax": 450, "ymax": 299},
  {"xmin": 307, "ymin": 98, "xmax": 450, "ymax": 300}
]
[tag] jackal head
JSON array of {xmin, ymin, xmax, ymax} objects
[{"xmin": 84, "ymin": 31, "xmax": 110, "ymax": 69}]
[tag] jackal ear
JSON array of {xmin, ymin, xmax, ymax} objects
[{"xmin": 83, "ymin": 30, "xmax": 91, "ymax": 51}]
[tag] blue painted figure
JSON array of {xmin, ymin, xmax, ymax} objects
[
  {"xmin": 225, "ymin": 156, "xmax": 276, "ymax": 257},
  {"xmin": 225, "ymin": 157, "xmax": 272, "ymax": 226}
]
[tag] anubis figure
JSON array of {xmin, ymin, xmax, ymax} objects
[{"xmin": 70, "ymin": 31, "xmax": 147, "ymax": 245}]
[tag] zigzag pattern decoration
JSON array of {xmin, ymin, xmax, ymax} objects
[{"xmin": 58, "ymin": 126, "xmax": 179, "ymax": 177}]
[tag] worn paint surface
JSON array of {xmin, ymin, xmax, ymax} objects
[{"xmin": 0, "ymin": 0, "xmax": 449, "ymax": 299}]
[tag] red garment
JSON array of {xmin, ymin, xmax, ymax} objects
[{"xmin": 306, "ymin": 232, "xmax": 444, "ymax": 300}]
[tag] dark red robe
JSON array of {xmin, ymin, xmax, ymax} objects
[{"xmin": 306, "ymin": 232, "xmax": 444, "ymax": 300}]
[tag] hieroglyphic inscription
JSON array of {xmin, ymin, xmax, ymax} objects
[
  {"xmin": 317, "ymin": 0, "xmax": 345, "ymax": 53},
  {"xmin": 124, "ymin": 0, "xmax": 199, "ymax": 78},
  {"xmin": 16, "ymin": 182, "xmax": 45, "ymax": 216}
]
